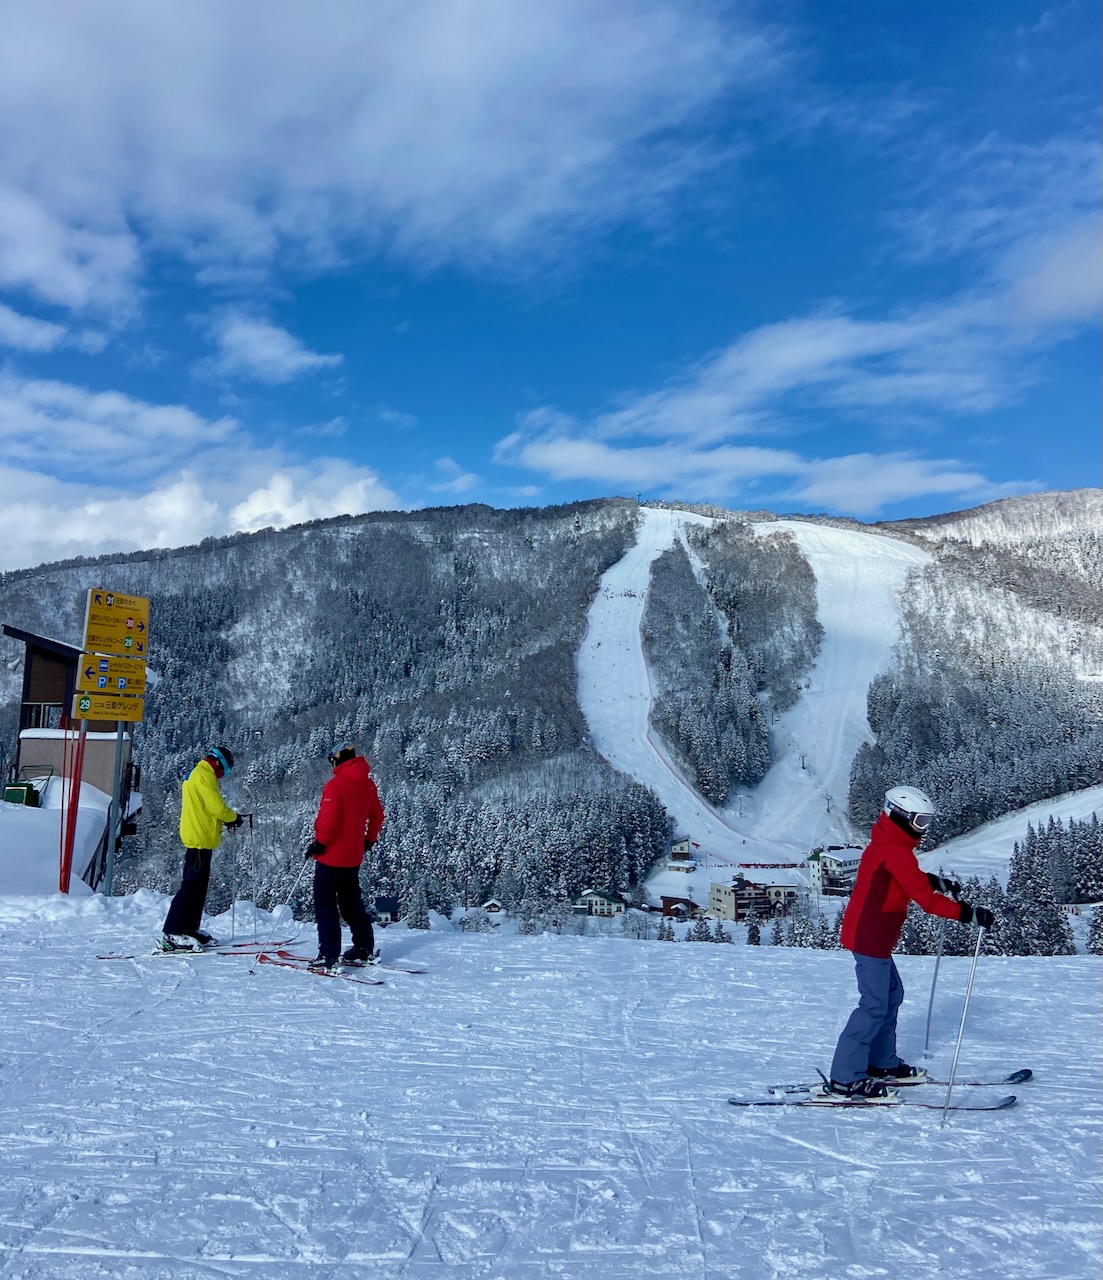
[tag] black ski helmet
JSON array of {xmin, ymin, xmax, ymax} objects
[{"xmin": 209, "ymin": 746, "xmax": 234, "ymax": 775}]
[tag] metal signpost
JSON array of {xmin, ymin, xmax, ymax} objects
[{"xmin": 59, "ymin": 589, "xmax": 150, "ymax": 894}]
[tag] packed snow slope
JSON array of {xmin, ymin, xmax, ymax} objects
[
  {"xmin": 0, "ymin": 893, "xmax": 1100, "ymax": 1280},
  {"xmin": 578, "ymin": 507, "xmax": 929, "ymax": 883}
]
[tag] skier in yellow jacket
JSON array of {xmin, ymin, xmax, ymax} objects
[{"xmin": 160, "ymin": 747, "xmax": 243, "ymax": 951}]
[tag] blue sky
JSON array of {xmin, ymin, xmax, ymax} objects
[{"xmin": 0, "ymin": 0, "xmax": 1098, "ymax": 569}]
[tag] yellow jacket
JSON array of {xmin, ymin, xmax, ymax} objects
[{"xmin": 179, "ymin": 759, "xmax": 237, "ymax": 850}]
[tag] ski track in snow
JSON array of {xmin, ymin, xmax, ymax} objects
[
  {"xmin": 0, "ymin": 898, "xmax": 1099, "ymax": 1279},
  {"xmin": 744, "ymin": 522, "xmax": 929, "ymax": 851},
  {"xmin": 578, "ymin": 508, "xmax": 929, "ymax": 877}
]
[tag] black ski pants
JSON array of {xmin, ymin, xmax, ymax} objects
[
  {"xmin": 163, "ymin": 847, "xmax": 212, "ymax": 937},
  {"xmin": 313, "ymin": 862, "xmax": 374, "ymax": 964}
]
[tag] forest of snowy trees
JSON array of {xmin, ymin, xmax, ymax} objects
[
  {"xmin": 0, "ymin": 490, "xmax": 1097, "ymax": 936},
  {"xmin": 849, "ymin": 496, "xmax": 1100, "ymax": 839},
  {"xmin": 641, "ymin": 541, "xmax": 770, "ymax": 805},
  {"xmin": 0, "ymin": 500, "xmax": 673, "ymax": 920}
]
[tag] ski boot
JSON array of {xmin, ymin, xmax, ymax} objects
[{"xmin": 868, "ymin": 1061, "xmax": 928, "ymax": 1086}]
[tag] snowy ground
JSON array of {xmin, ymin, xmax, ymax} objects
[{"xmin": 0, "ymin": 892, "xmax": 1099, "ymax": 1280}]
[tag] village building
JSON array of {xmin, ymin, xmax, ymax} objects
[
  {"xmin": 659, "ymin": 894, "xmax": 703, "ymax": 919},
  {"xmin": 807, "ymin": 846, "xmax": 863, "ymax": 896},
  {"xmin": 373, "ymin": 896, "xmax": 401, "ymax": 926},
  {"xmin": 571, "ymin": 888, "xmax": 629, "ymax": 917},
  {"xmin": 666, "ymin": 835, "xmax": 697, "ymax": 873},
  {"xmin": 708, "ymin": 875, "xmax": 800, "ymax": 921}
]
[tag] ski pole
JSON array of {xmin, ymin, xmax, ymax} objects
[
  {"xmin": 940, "ymin": 926, "xmax": 986, "ymax": 1127},
  {"xmin": 923, "ymin": 919, "xmax": 946, "ymax": 1058},
  {"xmin": 248, "ymin": 813, "xmax": 258, "ymax": 942},
  {"xmin": 230, "ymin": 853, "xmax": 238, "ymax": 945},
  {"xmin": 248, "ymin": 856, "xmax": 312, "ymax": 975}
]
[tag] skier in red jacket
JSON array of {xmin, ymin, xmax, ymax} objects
[
  {"xmin": 305, "ymin": 745, "xmax": 385, "ymax": 971},
  {"xmin": 817, "ymin": 785, "xmax": 994, "ymax": 1102}
]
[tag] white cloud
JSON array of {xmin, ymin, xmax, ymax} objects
[
  {"xmin": 495, "ymin": 427, "xmax": 1017, "ymax": 516},
  {"xmin": 1008, "ymin": 219, "xmax": 1103, "ymax": 327},
  {"xmin": 0, "ymin": 303, "xmax": 107, "ymax": 354},
  {"xmin": 229, "ymin": 465, "xmax": 399, "ymax": 530},
  {"xmin": 295, "ymin": 416, "xmax": 349, "ymax": 439},
  {"xmin": 0, "ymin": 0, "xmax": 776, "ymax": 314},
  {"xmin": 0, "ymin": 467, "xmax": 222, "ymax": 569},
  {"xmin": 0, "ymin": 302, "xmax": 67, "ymax": 352},
  {"xmin": 430, "ymin": 457, "xmax": 481, "ymax": 496},
  {"xmin": 202, "ymin": 314, "xmax": 342, "ymax": 384},
  {"xmin": 0, "ymin": 184, "xmax": 139, "ymax": 314},
  {"xmin": 0, "ymin": 454, "xmax": 402, "ymax": 571},
  {"xmin": 785, "ymin": 453, "xmax": 1014, "ymax": 515},
  {"xmin": 0, "ymin": 369, "xmax": 404, "ymax": 568},
  {"xmin": 495, "ymin": 283, "xmax": 1055, "ymax": 515},
  {"xmin": 0, "ymin": 373, "xmax": 236, "ymax": 477},
  {"xmin": 376, "ymin": 406, "xmax": 419, "ymax": 432}
]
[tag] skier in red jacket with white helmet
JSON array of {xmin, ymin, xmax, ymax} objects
[
  {"xmin": 817, "ymin": 785, "xmax": 995, "ymax": 1103},
  {"xmin": 304, "ymin": 745, "xmax": 385, "ymax": 972}
]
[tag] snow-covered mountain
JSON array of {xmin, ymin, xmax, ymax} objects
[
  {"xmin": 0, "ymin": 490, "xmax": 1098, "ymax": 912},
  {"xmin": 0, "ymin": 491, "xmax": 1100, "ymax": 1279}
]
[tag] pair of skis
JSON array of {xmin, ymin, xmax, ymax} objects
[
  {"xmin": 96, "ymin": 942, "xmax": 427, "ymax": 988},
  {"xmin": 255, "ymin": 951, "xmax": 385, "ymax": 985},
  {"xmin": 254, "ymin": 950, "xmax": 427, "ymax": 985},
  {"xmin": 727, "ymin": 1067, "xmax": 1030, "ymax": 1112},
  {"xmin": 97, "ymin": 937, "xmax": 300, "ymax": 961}
]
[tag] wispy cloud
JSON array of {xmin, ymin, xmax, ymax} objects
[
  {"xmin": 0, "ymin": 303, "xmax": 67, "ymax": 352},
  {"xmin": 571, "ymin": 300, "xmax": 1022, "ymax": 449},
  {"xmin": 0, "ymin": 373, "xmax": 236, "ymax": 479},
  {"xmin": 0, "ymin": 302, "xmax": 105, "ymax": 354},
  {"xmin": 200, "ymin": 313, "xmax": 342, "ymax": 384},
  {"xmin": 896, "ymin": 132, "xmax": 1102, "ymax": 328},
  {"xmin": 0, "ymin": 1, "xmax": 780, "ymax": 316},
  {"xmin": 495, "ymin": 104, "xmax": 1100, "ymax": 518},
  {"xmin": 495, "ymin": 279, "xmax": 1069, "ymax": 514},
  {"xmin": 430, "ymin": 457, "xmax": 481, "ymax": 496}
]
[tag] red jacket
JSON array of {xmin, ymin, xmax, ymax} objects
[
  {"xmin": 840, "ymin": 813, "xmax": 963, "ymax": 958},
  {"xmin": 313, "ymin": 755, "xmax": 385, "ymax": 868}
]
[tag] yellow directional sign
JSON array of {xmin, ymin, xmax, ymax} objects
[
  {"xmin": 77, "ymin": 653, "xmax": 147, "ymax": 697},
  {"xmin": 83, "ymin": 588, "xmax": 151, "ymax": 658},
  {"xmin": 73, "ymin": 692, "xmax": 145, "ymax": 723}
]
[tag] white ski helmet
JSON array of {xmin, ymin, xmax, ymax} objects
[{"xmin": 884, "ymin": 785, "xmax": 936, "ymax": 832}]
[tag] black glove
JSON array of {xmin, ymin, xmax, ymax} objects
[
  {"xmin": 363, "ymin": 836, "xmax": 376, "ymax": 853},
  {"xmin": 959, "ymin": 902, "xmax": 995, "ymax": 930},
  {"xmin": 305, "ymin": 840, "xmax": 325, "ymax": 860},
  {"xmin": 926, "ymin": 872, "xmax": 962, "ymax": 897},
  {"xmin": 226, "ymin": 814, "xmax": 245, "ymax": 831}
]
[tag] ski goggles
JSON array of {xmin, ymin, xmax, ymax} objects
[{"xmin": 909, "ymin": 811, "xmax": 933, "ymax": 831}]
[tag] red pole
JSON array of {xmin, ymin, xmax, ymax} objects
[{"xmin": 59, "ymin": 720, "xmax": 88, "ymax": 893}]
